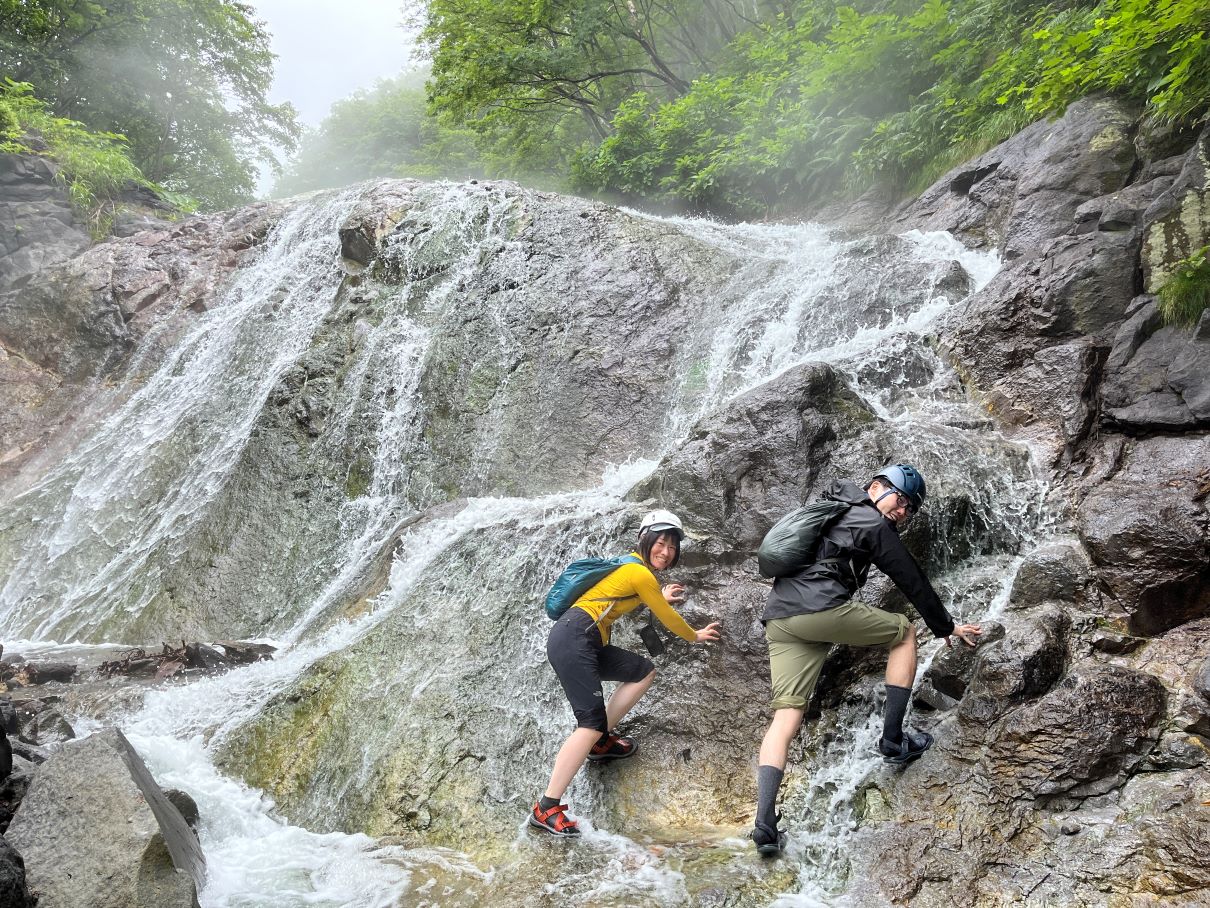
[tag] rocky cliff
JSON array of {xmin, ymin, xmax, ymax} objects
[{"xmin": 0, "ymin": 93, "xmax": 1206, "ymax": 907}]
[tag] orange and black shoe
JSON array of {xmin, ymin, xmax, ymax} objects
[
  {"xmin": 587, "ymin": 732, "xmax": 638, "ymax": 762},
  {"xmin": 529, "ymin": 801, "xmax": 581, "ymax": 837}
]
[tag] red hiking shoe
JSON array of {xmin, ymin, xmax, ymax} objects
[
  {"xmin": 528, "ymin": 801, "xmax": 581, "ymax": 837},
  {"xmin": 587, "ymin": 732, "xmax": 638, "ymax": 762}
]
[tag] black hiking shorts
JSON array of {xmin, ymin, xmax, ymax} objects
[{"xmin": 547, "ymin": 607, "xmax": 654, "ymax": 733}]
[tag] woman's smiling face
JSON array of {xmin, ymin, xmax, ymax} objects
[{"xmin": 647, "ymin": 532, "xmax": 680, "ymax": 570}]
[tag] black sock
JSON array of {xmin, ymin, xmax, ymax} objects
[
  {"xmin": 755, "ymin": 764, "xmax": 784, "ymax": 832},
  {"xmin": 883, "ymin": 684, "xmax": 912, "ymax": 744},
  {"xmin": 539, "ymin": 794, "xmax": 560, "ymax": 810}
]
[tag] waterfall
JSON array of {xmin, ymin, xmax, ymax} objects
[{"xmin": 0, "ymin": 180, "xmax": 1054, "ymax": 906}]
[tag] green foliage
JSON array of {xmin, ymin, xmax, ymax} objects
[
  {"xmin": 422, "ymin": 0, "xmax": 1210, "ymax": 218},
  {"xmin": 420, "ymin": 0, "xmax": 765, "ymax": 181},
  {"xmin": 0, "ymin": 80, "xmax": 169, "ymax": 236},
  {"xmin": 1, "ymin": 0, "xmax": 299, "ymax": 210},
  {"xmin": 1001, "ymin": 0, "xmax": 1210, "ymax": 123},
  {"xmin": 274, "ymin": 73, "xmax": 485, "ymax": 198},
  {"xmin": 1157, "ymin": 246, "xmax": 1210, "ymax": 329}
]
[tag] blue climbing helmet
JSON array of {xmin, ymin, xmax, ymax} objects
[{"xmin": 871, "ymin": 463, "xmax": 927, "ymax": 513}]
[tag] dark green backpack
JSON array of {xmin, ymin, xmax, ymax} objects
[{"xmin": 757, "ymin": 500, "xmax": 850, "ymax": 578}]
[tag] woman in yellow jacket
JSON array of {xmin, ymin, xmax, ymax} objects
[{"xmin": 529, "ymin": 510, "xmax": 723, "ymax": 837}]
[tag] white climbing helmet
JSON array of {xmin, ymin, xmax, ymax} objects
[{"xmin": 639, "ymin": 509, "xmax": 684, "ymax": 539}]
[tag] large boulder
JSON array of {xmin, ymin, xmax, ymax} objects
[
  {"xmin": 6, "ymin": 728, "xmax": 204, "ymax": 908},
  {"xmin": 1007, "ymin": 539, "xmax": 1093, "ymax": 609},
  {"xmin": 1101, "ymin": 299, "xmax": 1210, "ymax": 430},
  {"xmin": 1077, "ymin": 435, "xmax": 1210, "ymax": 636},
  {"xmin": 987, "ymin": 665, "xmax": 1166, "ymax": 799},
  {"xmin": 957, "ymin": 607, "xmax": 1068, "ymax": 726},
  {"xmin": 940, "ymin": 226, "xmax": 1139, "ymax": 450},
  {"xmin": 631, "ymin": 360, "xmax": 876, "ymax": 553},
  {"xmin": 895, "ymin": 97, "xmax": 1139, "ymax": 257},
  {"xmin": 914, "ymin": 621, "xmax": 1006, "ymax": 712}
]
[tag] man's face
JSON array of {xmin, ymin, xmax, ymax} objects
[{"xmin": 870, "ymin": 480, "xmax": 913, "ymax": 526}]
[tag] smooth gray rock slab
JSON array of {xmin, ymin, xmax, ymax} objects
[{"xmin": 6, "ymin": 728, "xmax": 204, "ymax": 908}]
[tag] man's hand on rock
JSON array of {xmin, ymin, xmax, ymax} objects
[{"xmin": 946, "ymin": 623, "xmax": 982, "ymax": 647}]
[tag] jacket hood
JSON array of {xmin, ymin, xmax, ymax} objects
[{"xmin": 825, "ymin": 478, "xmax": 873, "ymax": 506}]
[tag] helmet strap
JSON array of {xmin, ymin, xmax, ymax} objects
[{"xmin": 872, "ymin": 488, "xmax": 899, "ymax": 507}]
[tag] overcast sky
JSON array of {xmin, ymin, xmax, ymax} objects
[{"xmin": 248, "ymin": 0, "xmax": 421, "ymax": 128}]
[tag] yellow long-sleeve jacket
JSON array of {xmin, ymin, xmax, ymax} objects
[{"xmin": 573, "ymin": 552, "xmax": 697, "ymax": 645}]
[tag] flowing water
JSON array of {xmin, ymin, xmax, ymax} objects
[{"xmin": 0, "ymin": 182, "xmax": 1054, "ymax": 906}]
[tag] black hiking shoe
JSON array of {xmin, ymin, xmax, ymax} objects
[
  {"xmin": 878, "ymin": 729, "xmax": 934, "ymax": 765},
  {"xmin": 751, "ymin": 818, "xmax": 784, "ymax": 857},
  {"xmin": 528, "ymin": 801, "xmax": 581, "ymax": 837},
  {"xmin": 587, "ymin": 732, "xmax": 638, "ymax": 762}
]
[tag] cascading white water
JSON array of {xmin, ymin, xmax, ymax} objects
[
  {"xmin": 0, "ymin": 181, "xmax": 1056, "ymax": 906},
  {"xmin": 0, "ymin": 188, "xmax": 362, "ymax": 640}
]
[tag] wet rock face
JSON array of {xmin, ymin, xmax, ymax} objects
[
  {"xmin": 0, "ymin": 153, "xmax": 90, "ymax": 291},
  {"xmin": 1077, "ymin": 436, "xmax": 1210, "ymax": 636},
  {"xmin": 988, "ymin": 665, "xmax": 1166, "ymax": 798},
  {"xmin": 914, "ymin": 621, "xmax": 1006, "ymax": 712},
  {"xmin": 1008, "ymin": 540, "xmax": 1092, "ymax": 609},
  {"xmin": 0, "ymin": 198, "xmax": 286, "ymax": 487},
  {"xmin": 938, "ymin": 225, "xmax": 1138, "ymax": 447},
  {"xmin": 2, "ymin": 98, "xmax": 1209, "ymax": 906},
  {"xmin": 887, "ymin": 98, "xmax": 1210, "ymax": 453},
  {"xmin": 632, "ymin": 361, "xmax": 875, "ymax": 553},
  {"xmin": 1102, "ymin": 300, "xmax": 1210, "ymax": 429},
  {"xmin": 829, "ymin": 97, "xmax": 1210, "ymax": 908},
  {"xmin": 896, "ymin": 97, "xmax": 1139, "ymax": 258},
  {"xmin": 957, "ymin": 609, "xmax": 1068, "ymax": 727}
]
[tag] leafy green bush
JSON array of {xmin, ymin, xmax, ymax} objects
[
  {"xmin": 0, "ymin": 80, "xmax": 184, "ymax": 235},
  {"xmin": 1157, "ymin": 246, "xmax": 1210, "ymax": 328}
]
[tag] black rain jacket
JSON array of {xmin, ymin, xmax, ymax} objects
[{"xmin": 762, "ymin": 479, "xmax": 956, "ymax": 638}]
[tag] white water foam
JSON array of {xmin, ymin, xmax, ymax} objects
[{"xmin": 116, "ymin": 459, "xmax": 657, "ymax": 906}]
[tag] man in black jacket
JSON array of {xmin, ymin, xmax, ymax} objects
[{"xmin": 751, "ymin": 464, "xmax": 982, "ymax": 856}]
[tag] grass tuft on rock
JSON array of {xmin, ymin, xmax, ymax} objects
[
  {"xmin": 0, "ymin": 80, "xmax": 193, "ymax": 237},
  {"xmin": 1157, "ymin": 245, "xmax": 1210, "ymax": 328}
]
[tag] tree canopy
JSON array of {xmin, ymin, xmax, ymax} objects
[
  {"xmin": 0, "ymin": 0, "xmax": 299, "ymax": 209},
  {"xmin": 415, "ymin": 0, "xmax": 1210, "ymax": 217}
]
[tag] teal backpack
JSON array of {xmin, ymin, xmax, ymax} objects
[{"xmin": 545, "ymin": 555, "xmax": 642, "ymax": 620}]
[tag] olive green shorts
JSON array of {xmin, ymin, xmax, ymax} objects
[{"xmin": 766, "ymin": 602, "xmax": 911, "ymax": 710}]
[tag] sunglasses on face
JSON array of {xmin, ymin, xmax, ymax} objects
[{"xmin": 892, "ymin": 490, "xmax": 917, "ymax": 516}]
